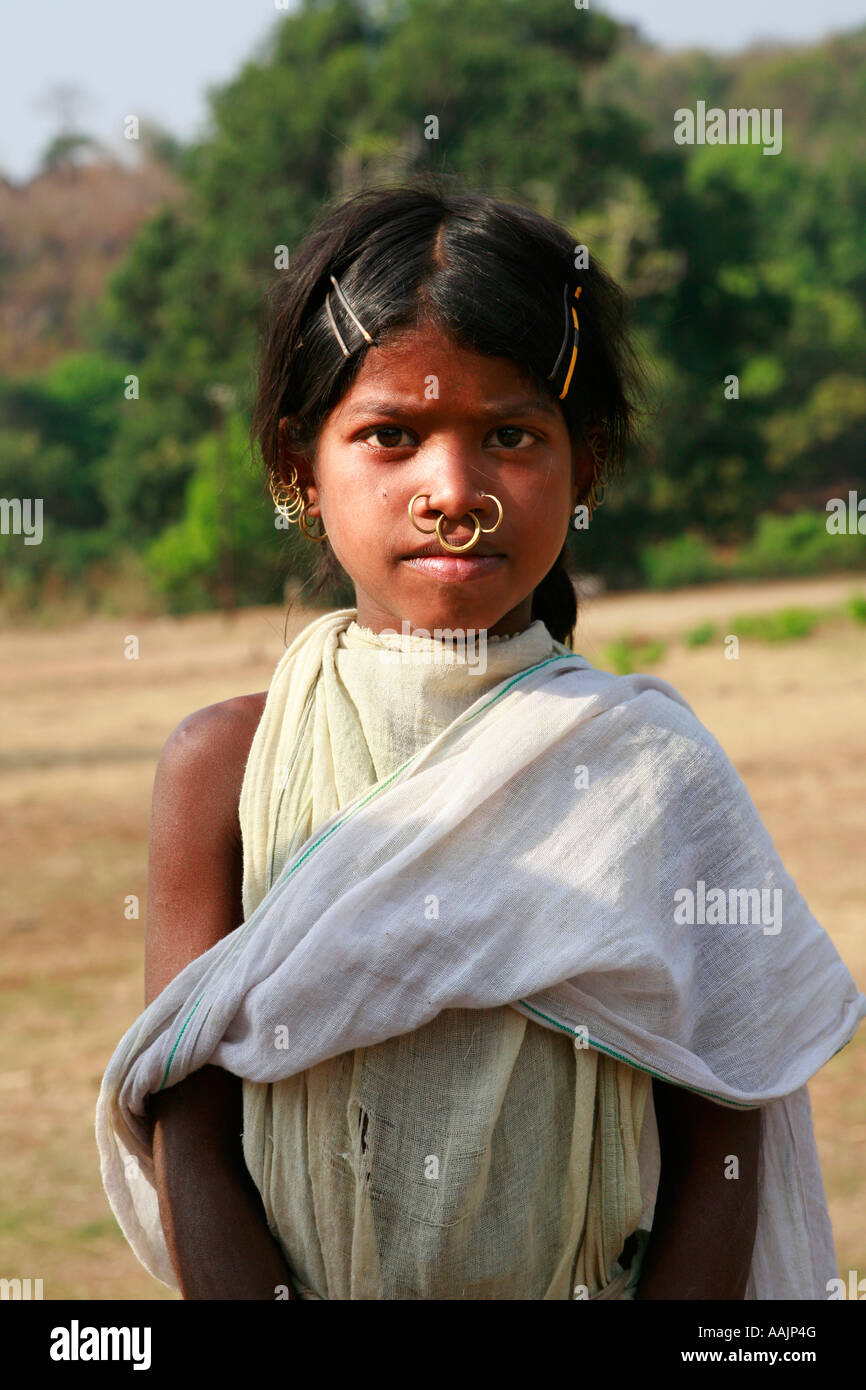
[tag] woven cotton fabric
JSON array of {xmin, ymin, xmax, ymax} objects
[
  {"xmin": 96, "ymin": 608, "xmax": 866, "ymax": 1299},
  {"xmin": 239, "ymin": 615, "xmax": 648, "ymax": 1299}
]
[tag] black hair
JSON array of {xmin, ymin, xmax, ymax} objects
[{"xmin": 249, "ymin": 173, "xmax": 645, "ymax": 646}]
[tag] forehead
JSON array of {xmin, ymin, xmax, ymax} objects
[{"xmin": 331, "ymin": 321, "xmax": 559, "ymax": 423}]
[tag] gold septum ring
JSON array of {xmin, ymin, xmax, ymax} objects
[{"xmin": 408, "ymin": 492, "xmax": 503, "ymax": 554}]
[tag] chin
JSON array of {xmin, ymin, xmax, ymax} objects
[{"xmin": 402, "ymin": 599, "xmax": 515, "ymax": 635}]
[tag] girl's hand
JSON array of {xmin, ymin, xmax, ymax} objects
[
  {"xmin": 150, "ymin": 1065, "xmax": 296, "ymax": 1300},
  {"xmin": 634, "ymin": 1077, "xmax": 761, "ymax": 1300},
  {"xmin": 146, "ymin": 695, "xmax": 296, "ymax": 1300}
]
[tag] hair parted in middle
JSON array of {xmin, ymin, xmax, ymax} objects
[{"xmin": 250, "ymin": 172, "xmax": 646, "ymax": 646}]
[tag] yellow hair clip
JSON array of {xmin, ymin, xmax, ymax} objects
[{"xmin": 547, "ymin": 283, "xmax": 582, "ymax": 400}]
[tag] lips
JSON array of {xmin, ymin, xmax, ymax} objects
[
  {"xmin": 402, "ymin": 539, "xmax": 503, "ymax": 560},
  {"xmin": 401, "ymin": 552, "xmax": 505, "ymax": 583}
]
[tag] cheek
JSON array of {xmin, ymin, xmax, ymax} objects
[
  {"xmin": 516, "ymin": 466, "xmax": 573, "ymax": 524},
  {"xmin": 323, "ymin": 487, "xmax": 395, "ymax": 573}
]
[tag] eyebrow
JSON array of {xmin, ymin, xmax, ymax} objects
[{"xmin": 342, "ymin": 396, "xmax": 560, "ymax": 423}]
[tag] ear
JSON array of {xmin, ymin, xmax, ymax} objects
[
  {"xmin": 572, "ymin": 424, "xmax": 608, "ymax": 503},
  {"xmin": 586, "ymin": 423, "xmax": 609, "ymax": 457},
  {"xmin": 571, "ymin": 441, "xmax": 595, "ymax": 504},
  {"xmin": 277, "ymin": 416, "xmax": 319, "ymax": 509}
]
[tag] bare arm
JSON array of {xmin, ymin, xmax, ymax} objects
[
  {"xmin": 150, "ymin": 1065, "xmax": 294, "ymax": 1300},
  {"xmin": 634, "ymin": 1077, "xmax": 761, "ymax": 1300},
  {"xmin": 145, "ymin": 696, "xmax": 296, "ymax": 1300}
]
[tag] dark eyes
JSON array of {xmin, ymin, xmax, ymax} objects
[{"xmin": 361, "ymin": 425, "xmax": 539, "ymax": 450}]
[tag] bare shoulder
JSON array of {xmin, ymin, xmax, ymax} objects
[
  {"xmin": 164, "ymin": 692, "xmax": 268, "ymax": 757},
  {"xmin": 155, "ymin": 692, "xmax": 268, "ymax": 846},
  {"xmin": 145, "ymin": 692, "xmax": 270, "ymax": 1002}
]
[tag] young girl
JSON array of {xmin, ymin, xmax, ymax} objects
[{"xmin": 97, "ymin": 179, "xmax": 865, "ymax": 1301}]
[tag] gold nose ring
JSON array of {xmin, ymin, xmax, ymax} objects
[
  {"xmin": 435, "ymin": 511, "xmax": 481, "ymax": 553},
  {"xmin": 475, "ymin": 493, "xmax": 503, "ymax": 534},
  {"xmin": 408, "ymin": 492, "xmax": 502, "ymax": 553},
  {"xmin": 408, "ymin": 493, "xmax": 437, "ymax": 534}
]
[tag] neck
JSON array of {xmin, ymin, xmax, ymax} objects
[
  {"xmin": 337, "ymin": 612, "xmax": 556, "ymax": 704},
  {"xmin": 351, "ymin": 605, "xmax": 534, "ymax": 642}
]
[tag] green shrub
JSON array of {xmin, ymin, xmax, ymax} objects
[
  {"xmin": 847, "ymin": 593, "xmax": 866, "ymax": 624},
  {"xmin": 733, "ymin": 511, "xmax": 866, "ymax": 579},
  {"xmin": 640, "ymin": 533, "xmax": 724, "ymax": 589},
  {"xmin": 602, "ymin": 637, "xmax": 667, "ymax": 674},
  {"xmin": 684, "ymin": 621, "xmax": 716, "ymax": 647},
  {"xmin": 639, "ymin": 513, "xmax": 866, "ymax": 593},
  {"xmin": 143, "ymin": 411, "xmax": 307, "ymax": 612},
  {"xmin": 729, "ymin": 606, "xmax": 820, "ymax": 642}
]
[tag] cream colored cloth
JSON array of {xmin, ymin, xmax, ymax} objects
[
  {"xmin": 96, "ymin": 608, "xmax": 864, "ymax": 1299},
  {"xmin": 239, "ymin": 613, "xmax": 649, "ymax": 1299}
]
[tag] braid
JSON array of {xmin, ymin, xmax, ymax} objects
[{"xmin": 531, "ymin": 547, "xmax": 577, "ymax": 648}]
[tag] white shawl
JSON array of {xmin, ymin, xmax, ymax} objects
[{"xmin": 96, "ymin": 612, "xmax": 866, "ymax": 1297}]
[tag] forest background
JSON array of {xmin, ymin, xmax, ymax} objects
[
  {"xmin": 2, "ymin": 0, "xmax": 866, "ymax": 1302},
  {"xmin": 2, "ymin": 0, "xmax": 865, "ymax": 621}
]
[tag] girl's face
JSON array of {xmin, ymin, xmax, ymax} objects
[{"xmin": 280, "ymin": 321, "xmax": 593, "ymax": 637}]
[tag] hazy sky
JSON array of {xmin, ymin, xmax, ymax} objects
[{"xmin": 2, "ymin": 0, "xmax": 864, "ymax": 183}]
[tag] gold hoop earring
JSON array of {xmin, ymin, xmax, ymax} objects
[
  {"xmin": 298, "ymin": 508, "xmax": 328, "ymax": 542},
  {"xmin": 586, "ymin": 478, "xmax": 607, "ymax": 521},
  {"xmin": 435, "ymin": 511, "xmax": 481, "ymax": 553},
  {"xmin": 272, "ymin": 490, "xmax": 306, "ymax": 522},
  {"xmin": 270, "ymin": 467, "xmax": 305, "ymax": 520},
  {"xmin": 270, "ymin": 469, "xmax": 328, "ymax": 541},
  {"xmin": 584, "ymin": 435, "xmax": 608, "ymax": 521}
]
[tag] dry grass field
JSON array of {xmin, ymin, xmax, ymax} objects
[{"xmin": 1, "ymin": 572, "xmax": 864, "ymax": 1300}]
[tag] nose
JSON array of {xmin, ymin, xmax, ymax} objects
[{"xmin": 416, "ymin": 446, "xmax": 489, "ymax": 538}]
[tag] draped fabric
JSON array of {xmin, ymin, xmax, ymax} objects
[
  {"xmin": 238, "ymin": 614, "xmax": 649, "ymax": 1299},
  {"xmin": 96, "ymin": 609, "xmax": 866, "ymax": 1299}
]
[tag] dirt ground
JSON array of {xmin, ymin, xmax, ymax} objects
[{"xmin": 1, "ymin": 572, "xmax": 864, "ymax": 1300}]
